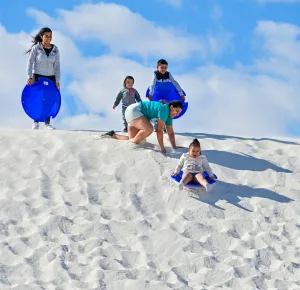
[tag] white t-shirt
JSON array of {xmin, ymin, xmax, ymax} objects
[{"xmin": 175, "ymin": 153, "xmax": 214, "ymax": 177}]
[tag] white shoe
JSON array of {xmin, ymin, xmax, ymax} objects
[
  {"xmin": 32, "ymin": 122, "xmax": 39, "ymax": 130},
  {"xmin": 205, "ymin": 183, "xmax": 213, "ymax": 192},
  {"xmin": 44, "ymin": 124, "xmax": 55, "ymax": 130},
  {"xmin": 178, "ymin": 182, "xmax": 184, "ymax": 190}
]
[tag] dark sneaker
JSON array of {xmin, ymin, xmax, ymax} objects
[
  {"xmin": 101, "ymin": 130, "xmax": 115, "ymax": 138},
  {"xmin": 123, "ymin": 127, "xmax": 128, "ymax": 132}
]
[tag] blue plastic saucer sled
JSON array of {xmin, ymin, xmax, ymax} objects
[
  {"xmin": 146, "ymin": 82, "xmax": 188, "ymax": 119},
  {"xmin": 21, "ymin": 77, "xmax": 61, "ymax": 122},
  {"xmin": 171, "ymin": 171, "xmax": 218, "ymax": 188}
]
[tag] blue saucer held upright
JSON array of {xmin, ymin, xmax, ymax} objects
[{"xmin": 21, "ymin": 77, "xmax": 61, "ymax": 122}]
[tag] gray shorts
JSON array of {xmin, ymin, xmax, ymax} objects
[{"xmin": 124, "ymin": 103, "xmax": 144, "ymax": 125}]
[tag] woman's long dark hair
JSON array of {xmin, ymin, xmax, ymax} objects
[
  {"xmin": 158, "ymin": 99, "xmax": 183, "ymax": 109},
  {"xmin": 168, "ymin": 100, "xmax": 183, "ymax": 109},
  {"xmin": 26, "ymin": 27, "xmax": 52, "ymax": 54}
]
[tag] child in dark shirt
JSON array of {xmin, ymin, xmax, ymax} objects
[
  {"xmin": 148, "ymin": 59, "xmax": 185, "ymax": 132},
  {"xmin": 113, "ymin": 76, "xmax": 141, "ymax": 132}
]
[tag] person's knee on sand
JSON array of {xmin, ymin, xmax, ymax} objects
[
  {"xmin": 103, "ymin": 100, "xmax": 182, "ymax": 152},
  {"xmin": 129, "ymin": 121, "xmax": 153, "ymax": 144},
  {"xmin": 128, "ymin": 124, "xmax": 140, "ymax": 140}
]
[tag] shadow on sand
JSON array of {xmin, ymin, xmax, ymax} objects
[
  {"xmin": 77, "ymin": 129, "xmax": 294, "ymax": 212},
  {"xmin": 190, "ymin": 180, "xmax": 294, "ymax": 211},
  {"xmin": 167, "ymin": 147, "xmax": 292, "ymax": 174},
  {"xmin": 175, "ymin": 132, "xmax": 299, "ymax": 146}
]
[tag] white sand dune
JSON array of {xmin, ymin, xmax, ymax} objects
[{"xmin": 0, "ymin": 129, "xmax": 299, "ymax": 290}]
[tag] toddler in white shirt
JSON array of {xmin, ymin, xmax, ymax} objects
[{"xmin": 173, "ymin": 138, "xmax": 216, "ymax": 191}]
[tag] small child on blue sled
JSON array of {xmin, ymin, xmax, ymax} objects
[{"xmin": 173, "ymin": 138, "xmax": 216, "ymax": 191}]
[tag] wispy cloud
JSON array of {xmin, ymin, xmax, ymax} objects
[
  {"xmin": 210, "ymin": 4, "xmax": 223, "ymax": 21},
  {"xmin": 164, "ymin": 0, "xmax": 182, "ymax": 8},
  {"xmin": 254, "ymin": 21, "xmax": 300, "ymax": 68},
  {"xmin": 27, "ymin": 3, "xmax": 231, "ymax": 61}
]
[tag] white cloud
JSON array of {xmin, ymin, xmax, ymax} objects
[
  {"xmin": 211, "ymin": 4, "xmax": 223, "ymax": 21},
  {"xmin": 164, "ymin": 0, "xmax": 182, "ymax": 8},
  {"xmin": 0, "ymin": 25, "xmax": 33, "ymax": 129},
  {"xmin": 0, "ymin": 3, "xmax": 300, "ymax": 137},
  {"xmin": 27, "ymin": 2, "xmax": 231, "ymax": 61},
  {"xmin": 254, "ymin": 21, "xmax": 300, "ymax": 66}
]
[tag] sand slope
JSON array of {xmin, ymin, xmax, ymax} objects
[{"xmin": 0, "ymin": 129, "xmax": 299, "ymax": 290}]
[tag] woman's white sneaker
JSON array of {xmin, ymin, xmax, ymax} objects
[
  {"xmin": 44, "ymin": 124, "xmax": 55, "ymax": 130},
  {"xmin": 32, "ymin": 122, "xmax": 39, "ymax": 130}
]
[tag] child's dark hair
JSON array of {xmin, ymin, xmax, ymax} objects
[
  {"xmin": 189, "ymin": 138, "xmax": 201, "ymax": 150},
  {"xmin": 157, "ymin": 59, "xmax": 168, "ymax": 66},
  {"xmin": 26, "ymin": 27, "xmax": 52, "ymax": 54},
  {"xmin": 123, "ymin": 76, "xmax": 134, "ymax": 87},
  {"xmin": 168, "ymin": 100, "xmax": 183, "ymax": 109}
]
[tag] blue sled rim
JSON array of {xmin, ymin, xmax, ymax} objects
[{"xmin": 171, "ymin": 170, "xmax": 218, "ymax": 188}]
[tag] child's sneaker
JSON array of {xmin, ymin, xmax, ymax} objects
[
  {"xmin": 32, "ymin": 122, "xmax": 39, "ymax": 130},
  {"xmin": 178, "ymin": 182, "xmax": 184, "ymax": 190},
  {"xmin": 44, "ymin": 124, "xmax": 55, "ymax": 130},
  {"xmin": 101, "ymin": 130, "xmax": 115, "ymax": 138},
  {"xmin": 205, "ymin": 183, "xmax": 213, "ymax": 192}
]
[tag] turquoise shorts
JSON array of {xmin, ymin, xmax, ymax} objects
[{"xmin": 125, "ymin": 103, "xmax": 144, "ymax": 125}]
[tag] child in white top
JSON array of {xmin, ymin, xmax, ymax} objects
[{"xmin": 173, "ymin": 138, "xmax": 216, "ymax": 191}]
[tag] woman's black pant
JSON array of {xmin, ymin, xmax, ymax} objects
[{"xmin": 33, "ymin": 74, "xmax": 56, "ymax": 124}]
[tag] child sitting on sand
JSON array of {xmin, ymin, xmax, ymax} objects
[{"xmin": 173, "ymin": 138, "xmax": 216, "ymax": 191}]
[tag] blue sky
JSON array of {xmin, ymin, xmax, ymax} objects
[
  {"xmin": 2, "ymin": 0, "xmax": 300, "ymax": 66},
  {"xmin": 0, "ymin": 0, "xmax": 300, "ymax": 137}
]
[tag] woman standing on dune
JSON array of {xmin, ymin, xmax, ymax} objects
[{"xmin": 26, "ymin": 27, "xmax": 60, "ymax": 130}]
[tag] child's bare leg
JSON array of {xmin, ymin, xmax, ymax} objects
[
  {"xmin": 181, "ymin": 172, "xmax": 193, "ymax": 185},
  {"xmin": 194, "ymin": 173, "xmax": 208, "ymax": 187}
]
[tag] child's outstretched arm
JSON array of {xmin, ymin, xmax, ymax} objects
[
  {"xmin": 202, "ymin": 156, "xmax": 215, "ymax": 180},
  {"xmin": 135, "ymin": 90, "xmax": 142, "ymax": 102},
  {"xmin": 148, "ymin": 73, "xmax": 157, "ymax": 100},
  {"xmin": 173, "ymin": 154, "xmax": 185, "ymax": 176},
  {"xmin": 113, "ymin": 91, "xmax": 123, "ymax": 109},
  {"xmin": 169, "ymin": 73, "xmax": 185, "ymax": 101}
]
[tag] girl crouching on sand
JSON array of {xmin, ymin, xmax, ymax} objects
[{"xmin": 173, "ymin": 138, "xmax": 216, "ymax": 191}]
